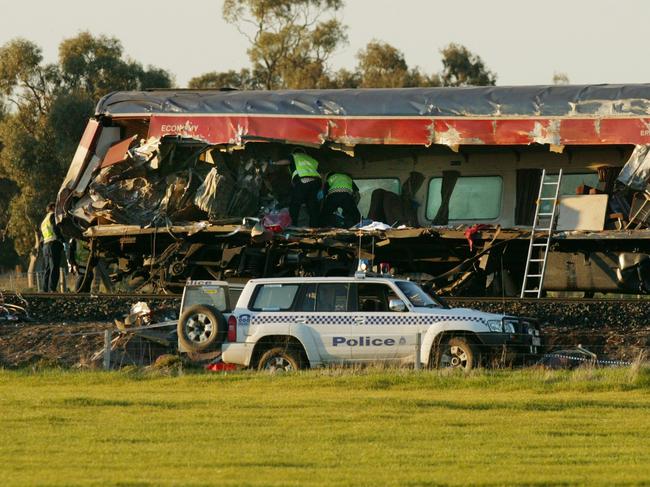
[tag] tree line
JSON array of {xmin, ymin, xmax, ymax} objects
[{"xmin": 0, "ymin": 0, "xmax": 496, "ymax": 270}]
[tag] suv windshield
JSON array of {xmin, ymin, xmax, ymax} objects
[{"xmin": 395, "ymin": 281, "xmax": 441, "ymax": 308}]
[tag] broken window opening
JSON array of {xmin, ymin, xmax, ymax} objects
[{"xmin": 354, "ymin": 178, "xmax": 401, "ymax": 218}]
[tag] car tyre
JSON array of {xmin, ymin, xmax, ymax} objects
[
  {"xmin": 177, "ymin": 304, "xmax": 226, "ymax": 352},
  {"xmin": 257, "ymin": 346, "xmax": 303, "ymax": 372},
  {"xmin": 435, "ymin": 337, "xmax": 478, "ymax": 371}
]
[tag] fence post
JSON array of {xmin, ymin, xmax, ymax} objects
[
  {"xmin": 414, "ymin": 332, "xmax": 422, "ymax": 371},
  {"xmin": 103, "ymin": 330, "xmax": 111, "ymax": 370}
]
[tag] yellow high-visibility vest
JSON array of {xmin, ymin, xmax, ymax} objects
[
  {"xmin": 40, "ymin": 212, "xmax": 56, "ymax": 244},
  {"xmin": 291, "ymin": 153, "xmax": 320, "ymax": 179}
]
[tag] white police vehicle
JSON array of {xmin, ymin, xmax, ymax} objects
[{"xmin": 218, "ymin": 276, "xmax": 541, "ymax": 371}]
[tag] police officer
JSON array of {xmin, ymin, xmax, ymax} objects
[
  {"xmin": 321, "ymin": 172, "xmax": 361, "ymax": 228},
  {"xmin": 283, "ymin": 149, "xmax": 322, "ymax": 227},
  {"xmin": 40, "ymin": 202, "xmax": 64, "ymax": 292}
]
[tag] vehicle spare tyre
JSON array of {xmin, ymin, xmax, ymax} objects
[{"xmin": 177, "ymin": 305, "xmax": 227, "ymax": 352}]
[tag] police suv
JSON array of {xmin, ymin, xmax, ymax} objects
[{"xmin": 212, "ymin": 276, "xmax": 540, "ymax": 371}]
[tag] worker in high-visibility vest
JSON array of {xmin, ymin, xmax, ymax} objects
[
  {"xmin": 278, "ymin": 148, "xmax": 322, "ymax": 227},
  {"xmin": 40, "ymin": 202, "xmax": 64, "ymax": 292},
  {"xmin": 66, "ymin": 238, "xmax": 96, "ymax": 293},
  {"xmin": 321, "ymin": 172, "xmax": 361, "ymax": 228}
]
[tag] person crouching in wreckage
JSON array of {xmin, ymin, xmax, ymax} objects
[
  {"xmin": 321, "ymin": 171, "xmax": 361, "ymax": 228},
  {"xmin": 66, "ymin": 238, "xmax": 96, "ymax": 293},
  {"xmin": 276, "ymin": 148, "xmax": 322, "ymax": 227}
]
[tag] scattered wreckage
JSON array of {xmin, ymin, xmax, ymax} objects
[{"xmin": 54, "ymin": 85, "xmax": 650, "ymax": 296}]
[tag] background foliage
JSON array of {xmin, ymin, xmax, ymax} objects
[{"xmin": 0, "ymin": 1, "xmax": 496, "ymax": 267}]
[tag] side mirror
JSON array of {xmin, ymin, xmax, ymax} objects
[{"xmin": 389, "ymin": 298, "xmax": 407, "ymax": 312}]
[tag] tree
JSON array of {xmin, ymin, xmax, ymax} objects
[
  {"xmin": 356, "ymin": 41, "xmax": 440, "ymax": 88},
  {"xmin": 188, "ymin": 69, "xmax": 261, "ymax": 90},
  {"xmin": 0, "ymin": 38, "xmax": 61, "ymax": 277},
  {"xmin": 553, "ymin": 72, "xmax": 570, "ymax": 85},
  {"xmin": 222, "ymin": 0, "xmax": 348, "ymax": 89},
  {"xmin": 439, "ymin": 43, "xmax": 496, "ymax": 87},
  {"xmin": 59, "ymin": 32, "xmax": 173, "ymax": 99},
  {"xmin": 0, "ymin": 34, "xmax": 173, "ymax": 276},
  {"xmin": 328, "ymin": 68, "xmax": 361, "ymax": 88},
  {"xmin": 356, "ymin": 41, "xmax": 408, "ymax": 88}
]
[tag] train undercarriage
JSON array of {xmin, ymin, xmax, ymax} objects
[{"xmin": 85, "ymin": 223, "xmax": 650, "ymax": 297}]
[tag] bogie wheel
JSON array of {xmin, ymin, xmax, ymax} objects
[
  {"xmin": 257, "ymin": 346, "xmax": 304, "ymax": 373},
  {"xmin": 436, "ymin": 337, "xmax": 478, "ymax": 371},
  {"xmin": 177, "ymin": 304, "xmax": 226, "ymax": 353}
]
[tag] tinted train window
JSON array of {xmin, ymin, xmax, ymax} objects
[
  {"xmin": 427, "ymin": 176, "xmax": 503, "ymax": 221},
  {"xmin": 539, "ymin": 172, "xmax": 600, "ymax": 214},
  {"xmin": 354, "ymin": 178, "xmax": 401, "ymax": 218},
  {"xmin": 559, "ymin": 173, "xmax": 600, "ymax": 195}
]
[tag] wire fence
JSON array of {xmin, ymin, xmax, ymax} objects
[
  {"xmin": 45, "ymin": 324, "xmax": 647, "ymax": 372},
  {"xmin": 0, "ymin": 270, "xmax": 77, "ymax": 293}
]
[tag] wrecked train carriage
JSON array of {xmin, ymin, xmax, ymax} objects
[{"xmin": 56, "ymin": 85, "xmax": 650, "ymax": 294}]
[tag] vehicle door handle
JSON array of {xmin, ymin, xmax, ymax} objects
[
  {"xmin": 294, "ymin": 318, "xmax": 307, "ymax": 324},
  {"xmin": 354, "ymin": 317, "xmax": 365, "ymax": 325}
]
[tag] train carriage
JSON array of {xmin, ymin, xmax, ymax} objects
[{"xmin": 56, "ymin": 85, "xmax": 650, "ymax": 295}]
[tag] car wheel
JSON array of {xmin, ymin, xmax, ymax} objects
[
  {"xmin": 257, "ymin": 347, "xmax": 303, "ymax": 372},
  {"xmin": 436, "ymin": 337, "xmax": 477, "ymax": 370},
  {"xmin": 177, "ymin": 305, "xmax": 226, "ymax": 352}
]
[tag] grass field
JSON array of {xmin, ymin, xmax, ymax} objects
[{"xmin": 1, "ymin": 366, "xmax": 649, "ymax": 486}]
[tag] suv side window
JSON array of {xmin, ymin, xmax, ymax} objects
[
  {"xmin": 355, "ymin": 283, "xmax": 400, "ymax": 312},
  {"xmin": 251, "ymin": 284, "xmax": 299, "ymax": 311},
  {"xmin": 295, "ymin": 283, "xmax": 317, "ymax": 311},
  {"xmin": 315, "ymin": 283, "xmax": 349, "ymax": 312}
]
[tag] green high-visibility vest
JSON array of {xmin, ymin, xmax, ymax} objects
[
  {"xmin": 327, "ymin": 173, "xmax": 353, "ymax": 192},
  {"xmin": 75, "ymin": 240, "xmax": 90, "ymax": 265},
  {"xmin": 291, "ymin": 153, "xmax": 320, "ymax": 179},
  {"xmin": 40, "ymin": 212, "xmax": 56, "ymax": 244}
]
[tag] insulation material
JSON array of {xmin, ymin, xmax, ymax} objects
[
  {"xmin": 227, "ymin": 159, "xmax": 265, "ymax": 217},
  {"xmin": 617, "ymin": 145, "xmax": 650, "ymax": 191},
  {"xmin": 193, "ymin": 168, "xmax": 234, "ymax": 218},
  {"xmin": 70, "ymin": 195, "xmax": 96, "ymax": 223},
  {"xmin": 89, "ymin": 176, "xmax": 167, "ymax": 225},
  {"xmin": 130, "ymin": 137, "xmax": 163, "ymax": 169}
]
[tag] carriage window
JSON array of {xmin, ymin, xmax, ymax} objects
[
  {"xmin": 354, "ymin": 178, "xmax": 401, "ymax": 218},
  {"xmin": 426, "ymin": 176, "xmax": 503, "ymax": 221},
  {"xmin": 539, "ymin": 172, "xmax": 600, "ymax": 214},
  {"xmin": 559, "ymin": 173, "xmax": 600, "ymax": 195}
]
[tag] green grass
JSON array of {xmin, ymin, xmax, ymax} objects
[{"xmin": 1, "ymin": 367, "xmax": 650, "ymax": 486}]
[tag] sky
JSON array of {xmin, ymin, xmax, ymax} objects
[{"xmin": 1, "ymin": 0, "xmax": 649, "ymax": 88}]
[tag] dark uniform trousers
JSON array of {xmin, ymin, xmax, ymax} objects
[
  {"xmin": 289, "ymin": 178, "xmax": 321, "ymax": 227},
  {"xmin": 42, "ymin": 240, "xmax": 63, "ymax": 292},
  {"xmin": 321, "ymin": 192, "xmax": 361, "ymax": 228}
]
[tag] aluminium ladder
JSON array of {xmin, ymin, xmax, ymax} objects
[{"xmin": 520, "ymin": 169, "xmax": 563, "ymax": 298}]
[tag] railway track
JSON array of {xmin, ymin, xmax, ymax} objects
[{"xmin": 3, "ymin": 290, "xmax": 649, "ymax": 304}]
